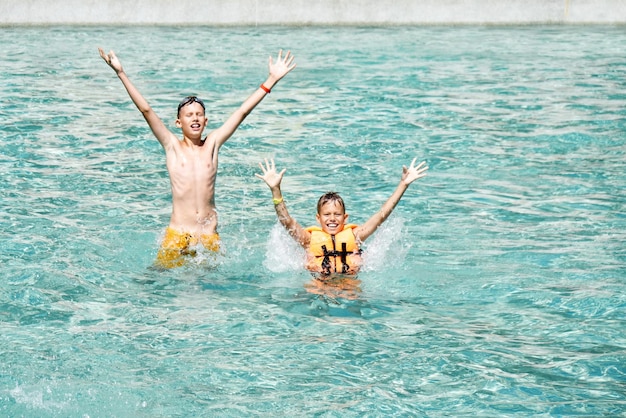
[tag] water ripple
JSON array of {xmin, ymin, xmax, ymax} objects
[{"xmin": 1, "ymin": 25, "xmax": 625, "ymax": 416}]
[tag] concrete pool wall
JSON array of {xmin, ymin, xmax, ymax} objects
[{"xmin": 1, "ymin": 0, "xmax": 625, "ymax": 25}]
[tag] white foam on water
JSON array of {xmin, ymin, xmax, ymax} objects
[
  {"xmin": 361, "ymin": 216, "xmax": 410, "ymax": 272},
  {"xmin": 263, "ymin": 223, "xmax": 307, "ymax": 273}
]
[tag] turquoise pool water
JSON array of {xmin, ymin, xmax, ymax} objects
[{"xmin": 1, "ymin": 25, "xmax": 625, "ymax": 416}]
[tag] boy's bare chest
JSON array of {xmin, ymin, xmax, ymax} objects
[
  {"xmin": 171, "ymin": 143, "xmax": 215, "ymax": 169},
  {"xmin": 167, "ymin": 145, "xmax": 217, "ymax": 185}
]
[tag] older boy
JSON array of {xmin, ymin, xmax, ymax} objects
[
  {"xmin": 99, "ymin": 48, "xmax": 296, "ymax": 268},
  {"xmin": 256, "ymin": 157, "xmax": 428, "ymax": 279}
]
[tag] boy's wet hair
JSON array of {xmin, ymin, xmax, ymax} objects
[
  {"xmin": 317, "ymin": 192, "xmax": 345, "ymax": 214},
  {"xmin": 177, "ymin": 96, "xmax": 205, "ymax": 117}
]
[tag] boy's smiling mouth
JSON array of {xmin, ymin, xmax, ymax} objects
[{"xmin": 325, "ymin": 222, "xmax": 340, "ymax": 232}]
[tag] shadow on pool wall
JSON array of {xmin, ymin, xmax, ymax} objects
[{"xmin": 1, "ymin": 0, "xmax": 625, "ymax": 25}]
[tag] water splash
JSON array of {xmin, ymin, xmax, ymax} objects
[
  {"xmin": 263, "ymin": 223, "xmax": 306, "ymax": 273},
  {"xmin": 361, "ymin": 216, "xmax": 410, "ymax": 272}
]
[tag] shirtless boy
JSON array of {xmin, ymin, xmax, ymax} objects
[
  {"xmin": 99, "ymin": 48, "xmax": 296, "ymax": 268},
  {"xmin": 256, "ymin": 157, "xmax": 428, "ymax": 284}
]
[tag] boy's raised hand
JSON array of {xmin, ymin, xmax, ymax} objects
[
  {"xmin": 268, "ymin": 50, "xmax": 297, "ymax": 81},
  {"xmin": 402, "ymin": 158, "xmax": 429, "ymax": 186},
  {"xmin": 255, "ymin": 158, "xmax": 286, "ymax": 189},
  {"xmin": 98, "ymin": 48, "xmax": 123, "ymax": 73}
]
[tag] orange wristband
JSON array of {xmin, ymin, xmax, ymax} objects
[{"xmin": 260, "ymin": 84, "xmax": 271, "ymax": 94}]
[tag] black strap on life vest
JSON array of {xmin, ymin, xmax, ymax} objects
[
  {"xmin": 340, "ymin": 242, "xmax": 348, "ymax": 274},
  {"xmin": 320, "ymin": 236, "xmax": 357, "ymax": 275},
  {"xmin": 321, "ymin": 244, "xmax": 332, "ymax": 275}
]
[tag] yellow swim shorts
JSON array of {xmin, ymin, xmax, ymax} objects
[{"xmin": 155, "ymin": 227, "xmax": 220, "ymax": 269}]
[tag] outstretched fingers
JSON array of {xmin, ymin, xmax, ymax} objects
[
  {"xmin": 256, "ymin": 158, "xmax": 282, "ymax": 177},
  {"xmin": 98, "ymin": 48, "xmax": 122, "ymax": 72},
  {"xmin": 282, "ymin": 50, "xmax": 296, "ymax": 68},
  {"xmin": 270, "ymin": 49, "xmax": 297, "ymax": 76},
  {"xmin": 256, "ymin": 158, "xmax": 271, "ymax": 176},
  {"xmin": 402, "ymin": 157, "xmax": 429, "ymax": 185},
  {"xmin": 255, "ymin": 158, "xmax": 286, "ymax": 188},
  {"xmin": 98, "ymin": 47, "xmax": 111, "ymax": 64},
  {"xmin": 413, "ymin": 160, "xmax": 428, "ymax": 174},
  {"xmin": 262, "ymin": 158, "xmax": 276, "ymax": 171}
]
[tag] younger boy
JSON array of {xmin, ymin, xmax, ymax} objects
[
  {"xmin": 255, "ymin": 157, "xmax": 428, "ymax": 280},
  {"xmin": 99, "ymin": 49, "xmax": 296, "ymax": 268}
]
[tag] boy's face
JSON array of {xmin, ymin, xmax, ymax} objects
[
  {"xmin": 316, "ymin": 201, "xmax": 348, "ymax": 235},
  {"xmin": 175, "ymin": 102, "xmax": 207, "ymax": 138}
]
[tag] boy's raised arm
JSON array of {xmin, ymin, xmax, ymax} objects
[
  {"xmin": 98, "ymin": 48, "xmax": 174, "ymax": 148},
  {"xmin": 211, "ymin": 50, "xmax": 296, "ymax": 148},
  {"xmin": 256, "ymin": 158, "xmax": 310, "ymax": 247},
  {"xmin": 354, "ymin": 158, "xmax": 428, "ymax": 243}
]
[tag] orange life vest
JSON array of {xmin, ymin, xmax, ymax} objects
[{"xmin": 305, "ymin": 224, "xmax": 362, "ymax": 275}]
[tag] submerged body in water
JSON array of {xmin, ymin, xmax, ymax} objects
[{"xmin": 305, "ymin": 273, "xmax": 363, "ymax": 300}]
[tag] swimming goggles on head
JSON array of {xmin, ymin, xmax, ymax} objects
[{"xmin": 177, "ymin": 96, "xmax": 205, "ymax": 115}]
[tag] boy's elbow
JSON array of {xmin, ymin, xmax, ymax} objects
[
  {"xmin": 281, "ymin": 218, "xmax": 296, "ymax": 231},
  {"xmin": 140, "ymin": 107, "xmax": 154, "ymax": 118},
  {"xmin": 240, "ymin": 109, "xmax": 252, "ymax": 121},
  {"xmin": 281, "ymin": 218, "xmax": 300, "ymax": 234}
]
